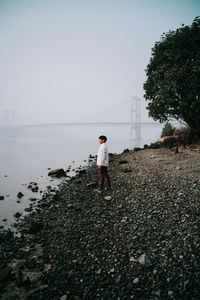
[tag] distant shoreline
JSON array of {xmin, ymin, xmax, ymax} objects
[{"xmin": 0, "ymin": 121, "xmax": 180, "ymax": 128}]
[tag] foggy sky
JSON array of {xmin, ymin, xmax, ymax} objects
[{"xmin": 0, "ymin": 0, "xmax": 199, "ymax": 125}]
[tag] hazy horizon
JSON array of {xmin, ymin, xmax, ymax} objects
[{"xmin": 0, "ymin": 0, "xmax": 199, "ymax": 126}]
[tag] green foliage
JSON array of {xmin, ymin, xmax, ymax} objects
[
  {"xmin": 144, "ymin": 17, "xmax": 200, "ymax": 136},
  {"xmin": 161, "ymin": 122, "xmax": 174, "ymax": 137}
]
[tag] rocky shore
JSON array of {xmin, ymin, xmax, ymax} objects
[{"xmin": 0, "ymin": 145, "xmax": 200, "ymax": 299}]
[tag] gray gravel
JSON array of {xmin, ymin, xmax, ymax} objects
[{"xmin": 0, "ymin": 147, "xmax": 200, "ymax": 299}]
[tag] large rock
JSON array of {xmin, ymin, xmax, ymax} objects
[
  {"xmin": 0, "ymin": 266, "xmax": 11, "ymax": 282},
  {"xmin": 28, "ymin": 221, "xmax": 42, "ymax": 234},
  {"xmin": 48, "ymin": 168, "xmax": 66, "ymax": 178},
  {"xmin": 16, "ymin": 271, "xmax": 30, "ymax": 287}
]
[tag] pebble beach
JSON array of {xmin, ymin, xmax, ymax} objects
[{"xmin": 0, "ymin": 145, "xmax": 200, "ymax": 299}]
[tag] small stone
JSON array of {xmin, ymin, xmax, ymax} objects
[
  {"xmin": 60, "ymin": 296, "xmax": 67, "ymax": 300},
  {"xmin": 95, "ymin": 268, "xmax": 102, "ymax": 275},
  {"xmin": 109, "ymin": 268, "xmax": 115, "ymax": 273},
  {"xmin": 154, "ymin": 290, "xmax": 161, "ymax": 297},
  {"xmin": 133, "ymin": 278, "xmax": 139, "ymax": 284},
  {"xmin": 129, "ymin": 257, "xmax": 136, "ymax": 262},
  {"xmin": 47, "ymin": 264, "xmax": 52, "ymax": 271},
  {"xmin": 104, "ymin": 196, "xmax": 112, "ymax": 201},
  {"xmin": 168, "ymin": 291, "xmax": 174, "ymax": 296},
  {"xmin": 121, "ymin": 217, "xmax": 127, "ymax": 223},
  {"xmin": 68, "ymin": 204, "xmax": 74, "ymax": 209},
  {"xmin": 138, "ymin": 254, "xmax": 151, "ymax": 266}
]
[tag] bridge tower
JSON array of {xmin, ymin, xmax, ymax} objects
[
  {"xmin": 2, "ymin": 110, "xmax": 15, "ymax": 126},
  {"xmin": 130, "ymin": 96, "xmax": 141, "ymax": 140}
]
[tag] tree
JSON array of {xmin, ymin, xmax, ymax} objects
[
  {"xmin": 161, "ymin": 122, "xmax": 174, "ymax": 137},
  {"xmin": 143, "ymin": 17, "xmax": 200, "ymax": 136}
]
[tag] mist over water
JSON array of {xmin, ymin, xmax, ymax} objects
[{"xmin": 0, "ymin": 123, "xmax": 163, "ymax": 228}]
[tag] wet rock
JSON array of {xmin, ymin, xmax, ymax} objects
[
  {"xmin": 29, "ymin": 198, "xmax": 37, "ymax": 201},
  {"xmin": 17, "ymin": 192, "xmax": 24, "ymax": 198},
  {"xmin": 48, "ymin": 168, "xmax": 66, "ymax": 178},
  {"xmin": 13, "ymin": 212, "xmax": 22, "ymax": 218},
  {"xmin": 24, "ymin": 207, "xmax": 32, "ymax": 212},
  {"xmin": 32, "ymin": 186, "xmax": 39, "ymax": 192},
  {"xmin": 28, "ymin": 182, "xmax": 39, "ymax": 192}
]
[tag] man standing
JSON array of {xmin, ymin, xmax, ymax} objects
[{"xmin": 97, "ymin": 135, "xmax": 111, "ymax": 191}]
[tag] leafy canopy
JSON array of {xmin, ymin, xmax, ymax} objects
[{"xmin": 144, "ymin": 17, "xmax": 200, "ymax": 136}]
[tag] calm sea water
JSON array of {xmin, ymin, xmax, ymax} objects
[{"xmin": 0, "ymin": 123, "xmax": 162, "ymax": 229}]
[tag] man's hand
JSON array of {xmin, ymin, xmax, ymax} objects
[{"xmin": 98, "ymin": 165, "xmax": 101, "ymax": 169}]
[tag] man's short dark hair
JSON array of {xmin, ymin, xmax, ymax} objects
[{"xmin": 99, "ymin": 135, "xmax": 107, "ymax": 142}]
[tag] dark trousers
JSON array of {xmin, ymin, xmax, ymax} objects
[{"xmin": 99, "ymin": 166, "xmax": 111, "ymax": 190}]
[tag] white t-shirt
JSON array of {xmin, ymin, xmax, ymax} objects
[{"xmin": 97, "ymin": 143, "xmax": 109, "ymax": 166}]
